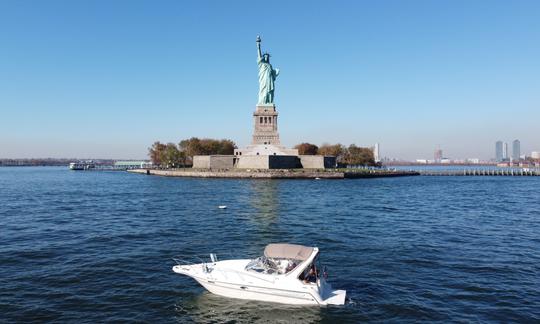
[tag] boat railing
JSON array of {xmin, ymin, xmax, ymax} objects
[
  {"xmin": 172, "ymin": 255, "xmax": 212, "ymax": 267},
  {"xmin": 171, "ymin": 251, "xmax": 241, "ymax": 265}
]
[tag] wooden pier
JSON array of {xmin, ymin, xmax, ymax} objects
[{"xmin": 420, "ymin": 169, "xmax": 540, "ymax": 176}]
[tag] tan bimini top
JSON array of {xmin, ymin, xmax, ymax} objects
[{"xmin": 264, "ymin": 243, "xmax": 315, "ymax": 261}]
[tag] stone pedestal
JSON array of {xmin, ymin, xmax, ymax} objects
[
  {"xmin": 233, "ymin": 103, "xmax": 299, "ymax": 163},
  {"xmin": 252, "ymin": 104, "xmax": 280, "ymax": 145}
]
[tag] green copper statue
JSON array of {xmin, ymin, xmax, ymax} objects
[{"xmin": 256, "ymin": 36, "xmax": 279, "ymax": 105}]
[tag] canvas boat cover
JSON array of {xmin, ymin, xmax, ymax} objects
[{"xmin": 264, "ymin": 243, "xmax": 315, "ymax": 261}]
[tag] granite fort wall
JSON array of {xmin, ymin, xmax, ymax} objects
[
  {"xmin": 268, "ymin": 155, "xmax": 301, "ymax": 169},
  {"xmin": 298, "ymin": 155, "xmax": 337, "ymax": 169},
  {"xmin": 192, "ymin": 156, "xmax": 210, "ymax": 169},
  {"xmin": 194, "ymin": 155, "xmax": 337, "ymax": 169},
  {"xmin": 236, "ymin": 155, "xmax": 269, "ymax": 169},
  {"xmin": 234, "ymin": 155, "xmax": 300, "ymax": 169},
  {"xmin": 193, "ymin": 155, "xmax": 234, "ymax": 169}
]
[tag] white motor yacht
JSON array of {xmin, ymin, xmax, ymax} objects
[{"xmin": 172, "ymin": 243, "xmax": 346, "ymax": 306}]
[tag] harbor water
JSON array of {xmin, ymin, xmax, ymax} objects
[{"xmin": 1, "ymin": 167, "xmax": 539, "ymax": 322}]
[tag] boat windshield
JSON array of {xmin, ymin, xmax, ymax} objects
[
  {"xmin": 298, "ymin": 255, "xmax": 320, "ymax": 283},
  {"xmin": 245, "ymin": 256, "xmax": 300, "ymax": 275}
]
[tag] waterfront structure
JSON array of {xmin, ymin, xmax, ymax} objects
[
  {"xmin": 114, "ymin": 161, "xmax": 152, "ymax": 169},
  {"xmin": 512, "ymin": 140, "xmax": 520, "ymax": 161},
  {"xmin": 495, "ymin": 141, "xmax": 503, "ymax": 161},
  {"xmin": 532, "ymin": 151, "xmax": 540, "ymax": 160},
  {"xmin": 503, "ymin": 142, "xmax": 509, "ymax": 160}
]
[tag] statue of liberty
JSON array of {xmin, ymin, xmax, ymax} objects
[{"xmin": 256, "ymin": 36, "xmax": 279, "ymax": 105}]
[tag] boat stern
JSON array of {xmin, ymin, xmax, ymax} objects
[
  {"xmin": 318, "ymin": 280, "xmax": 346, "ymax": 305},
  {"xmin": 322, "ymin": 288, "xmax": 346, "ymax": 305}
]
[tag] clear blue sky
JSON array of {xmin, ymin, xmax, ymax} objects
[{"xmin": 1, "ymin": 0, "xmax": 539, "ymax": 160}]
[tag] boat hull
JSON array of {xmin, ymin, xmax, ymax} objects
[{"xmin": 196, "ymin": 278, "xmax": 321, "ymax": 305}]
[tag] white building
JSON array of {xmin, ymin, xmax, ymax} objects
[{"xmin": 373, "ymin": 143, "xmax": 380, "ymax": 162}]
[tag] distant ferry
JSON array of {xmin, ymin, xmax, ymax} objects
[{"xmin": 69, "ymin": 162, "xmax": 95, "ymax": 170}]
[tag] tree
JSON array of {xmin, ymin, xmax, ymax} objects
[
  {"xmin": 179, "ymin": 137, "xmax": 236, "ymax": 157},
  {"xmin": 345, "ymin": 144, "xmax": 375, "ymax": 166},
  {"xmin": 216, "ymin": 139, "xmax": 236, "ymax": 155},
  {"xmin": 164, "ymin": 143, "xmax": 185, "ymax": 168},
  {"xmin": 316, "ymin": 143, "xmax": 376, "ymax": 166},
  {"xmin": 179, "ymin": 137, "xmax": 203, "ymax": 158},
  {"xmin": 294, "ymin": 143, "xmax": 319, "ymax": 155},
  {"xmin": 150, "ymin": 138, "xmax": 236, "ymax": 168},
  {"xmin": 318, "ymin": 143, "xmax": 346, "ymax": 161},
  {"xmin": 148, "ymin": 141, "xmax": 167, "ymax": 166}
]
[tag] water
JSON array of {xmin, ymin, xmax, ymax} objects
[{"xmin": 1, "ymin": 167, "xmax": 539, "ymax": 323}]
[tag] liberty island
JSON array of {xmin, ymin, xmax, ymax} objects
[{"xmin": 129, "ymin": 36, "xmax": 416, "ymax": 178}]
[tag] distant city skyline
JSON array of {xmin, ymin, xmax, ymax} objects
[
  {"xmin": 1, "ymin": 1, "xmax": 539, "ymax": 160},
  {"xmin": 512, "ymin": 139, "xmax": 521, "ymax": 161},
  {"xmin": 495, "ymin": 141, "xmax": 504, "ymax": 162}
]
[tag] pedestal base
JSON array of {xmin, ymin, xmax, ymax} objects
[{"xmin": 234, "ymin": 144, "xmax": 298, "ymax": 157}]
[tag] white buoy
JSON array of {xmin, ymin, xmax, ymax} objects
[
  {"xmin": 218, "ymin": 205, "xmax": 227, "ymax": 209},
  {"xmin": 315, "ymin": 177, "xmax": 321, "ymax": 180}
]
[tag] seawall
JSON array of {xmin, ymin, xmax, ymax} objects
[{"xmin": 127, "ymin": 168, "xmax": 420, "ymax": 179}]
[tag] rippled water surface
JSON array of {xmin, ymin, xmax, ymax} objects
[{"xmin": 1, "ymin": 167, "xmax": 539, "ymax": 323}]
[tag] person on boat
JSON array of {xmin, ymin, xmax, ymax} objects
[
  {"xmin": 303, "ymin": 264, "xmax": 317, "ymax": 283},
  {"xmin": 285, "ymin": 261, "xmax": 297, "ymax": 273}
]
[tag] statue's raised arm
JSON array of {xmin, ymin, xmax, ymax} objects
[{"xmin": 256, "ymin": 35, "xmax": 262, "ymax": 61}]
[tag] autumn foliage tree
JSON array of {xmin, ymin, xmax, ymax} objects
[
  {"xmin": 149, "ymin": 137, "xmax": 237, "ymax": 168},
  {"xmin": 316, "ymin": 143, "xmax": 376, "ymax": 166},
  {"xmin": 294, "ymin": 143, "xmax": 319, "ymax": 155},
  {"xmin": 343, "ymin": 144, "xmax": 375, "ymax": 166},
  {"xmin": 164, "ymin": 143, "xmax": 186, "ymax": 168},
  {"xmin": 148, "ymin": 141, "xmax": 167, "ymax": 166},
  {"xmin": 148, "ymin": 142, "xmax": 187, "ymax": 168},
  {"xmin": 318, "ymin": 144, "xmax": 346, "ymax": 160},
  {"xmin": 178, "ymin": 137, "xmax": 236, "ymax": 156}
]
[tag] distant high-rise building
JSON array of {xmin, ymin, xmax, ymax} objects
[
  {"xmin": 373, "ymin": 143, "xmax": 380, "ymax": 162},
  {"xmin": 434, "ymin": 148, "xmax": 443, "ymax": 162},
  {"xmin": 495, "ymin": 141, "xmax": 503, "ymax": 161},
  {"xmin": 503, "ymin": 142, "xmax": 508, "ymax": 160},
  {"xmin": 512, "ymin": 139, "xmax": 520, "ymax": 161}
]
